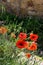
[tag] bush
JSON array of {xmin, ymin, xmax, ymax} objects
[
  {"xmin": 0, "ymin": 12, "xmax": 43, "ymax": 65},
  {"xmin": 0, "ymin": 12, "xmax": 43, "ymax": 50}
]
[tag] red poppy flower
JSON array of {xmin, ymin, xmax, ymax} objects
[
  {"xmin": 19, "ymin": 32, "xmax": 27, "ymax": 39},
  {"xmin": 16, "ymin": 40, "xmax": 28, "ymax": 49},
  {"xmin": 30, "ymin": 33, "xmax": 38, "ymax": 41},
  {"xmin": 25, "ymin": 53, "xmax": 31, "ymax": 58},
  {"xmin": 27, "ymin": 42, "xmax": 37, "ymax": 51}
]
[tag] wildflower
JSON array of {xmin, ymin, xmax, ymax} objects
[
  {"xmin": 19, "ymin": 32, "xmax": 27, "ymax": 39},
  {"xmin": 30, "ymin": 33, "xmax": 38, "ymax": 41},
  {"xmin": 0, "ymin": 27, "xmax": 7, "ymax": 34},
  {"xmin": 11, "ymin": 33, "xmax": 16, "ymax": 38},
  {"xmin": 40, "ymin": 62, "xmax": 43, "ymax": 65},
  {"xmin": 27, "ymin": 42, "xmax": 37, "ymax": 51},
  {"xmin": 25, "ymin": 53, "xmax": 31, "ymax": 58},
  {"xmin": 26, "ymin": 41, "xmax": 30, "ymax": 47},
  {"xmin": 18, "ymin": 52, "xmax": 25, "ymax": 56},
  {"xmin": 0, "ymin": 28, "xmax": 2, "ymax": 33},
  {"xmin": 16, "ymin": 40, "xmax": 28, "ymax": 49}
]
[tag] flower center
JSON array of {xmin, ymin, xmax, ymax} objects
[
  {"xmin": 20, "ymin": 43, "xmax": 23, "ymax": 46},
  {"xmin": 32, "ymin": 36, "xmax": 35, "ymax": 38},
  {"xmin": 21, "ymin": 34, "xmax": 24, "ymax": 36}
]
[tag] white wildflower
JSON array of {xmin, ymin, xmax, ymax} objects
[
  {"xmin": 17, "ymin": 52, "xmax": 25, "ymax": 56},
  {"xmin": 40, "ymin": 62, "xmax": 43, "ymax": 65}
]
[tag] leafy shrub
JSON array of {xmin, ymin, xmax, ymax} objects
[{"xmin": 0, "ymin": 12, "xmax": 43, "ymax": 50}]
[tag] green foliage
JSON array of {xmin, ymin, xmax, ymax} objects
[
  {"xmin": 0, "ymin": 11, "xmax": 43, "ymax": 65},
  {"xmin": 0, "ymin": 12, "xmax": 43, "ymax": 50}
]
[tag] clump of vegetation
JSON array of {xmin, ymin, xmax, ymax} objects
[
  {"xmin": 0, "ymin": 12, "xmax": 43, "ymax": 50},
  {"xmin": 0, "ymin": 11, "xmax": 43, "ymax": 65}
]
